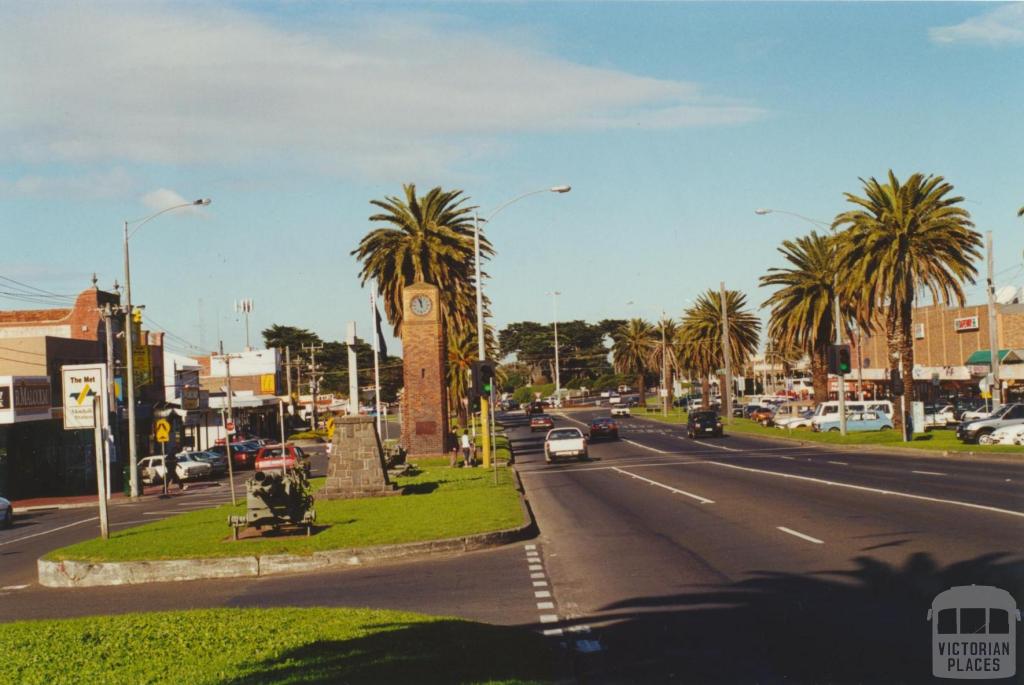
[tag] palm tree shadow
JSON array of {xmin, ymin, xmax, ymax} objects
[{"xmin": 567, "ymin": 551, "xmax": 1024, "ymax": 684}]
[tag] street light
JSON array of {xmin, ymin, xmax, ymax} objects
[
  {"xmin": 755, "ymin": 207, "xmax": 848, "ymax": 435},
  {"xmin": 547, "ymin": 291, "xmax": 562, "ymax": 405},
  {"xmin": 473, "ymin": 186, "xmax": 570, "ymax": 468},
  {"xmin": 123, "ymin": 198, "xmax": 211, "ymax": 497}
]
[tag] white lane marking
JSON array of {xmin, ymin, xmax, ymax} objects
[
  {"xmin": 524, "ymin": 544, "xmax": 536, "ymax": 550},
  {"xmin": 543, "ymin": 628, "xmax": 564, "ymax": 637},
  {"xmin": 709, "ymin": 461, "xmax": 1024, "ymax": 519},
  {"xmin": 531, "ymin": 572, "xmax": 546, "ymax": 579},
  {"xmin": 692, "ymin": 439, "xmax": 739, "ymax": 452},
  {"xmin": 539, "ymin": 614, "xmax": 559, "ymax": 623},
  {"xmin": 827, "ymin": 461, "xmax": 848, "ymax": 466},
  {"xmin": 533, "ymin": 580, "xmax": 549, "ymax": 587},
  {"xmin": 1, "ymin": 584, "xmax": 30, "ymax": 590},
  {"xmin": 623, "ymin": 439, "xmax": 669, "ymax": 454},
  {"xmin": 777, "ymin": 526, "xmax": 825, "ymax": 544},
  {"xmin": 912, "ymin": 470, "xmax": 947, "ymax": 477},
  {"xmin": 535, "ymin": 590, "xmax": 551, "ymax": 598},
  {"xmin": 779, "ymin": 456, "xmax": 796, "ymax": 461},
  {"xmin": 567, "ymin": 625, "xmax": 592, "ymax": 634},
  {"xmin": 612, "ymin": 467, "xmax": 715, "ymax": 505},
  {"xmin": 529, "ymin": 564, "xmax": 543, "ymax": 571},
  {"xmin": 0, "ymin": 516, "xmax": 99, "ymax": 547},
  {"xmin": 537, "ymin": 601, "xmax": 555, "ymax": 610}
]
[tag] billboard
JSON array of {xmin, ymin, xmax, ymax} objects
[{"xmin": 61, "ymin": 364, "xmax": 108, "ymax": 430}]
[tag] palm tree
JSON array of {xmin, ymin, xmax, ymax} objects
[
  {"xmin": 833, "ymin": 171, "xmax": 982, "ymax": 429},
  {"xmin": 611, "ymin": 319, "xmax": 658, "ymax": 405},
  {"xmin": 678, "ymin": 290, "xmax": 761, "ymax": 406},
  {"xmin": 760, "ymin": 231, "xmax": 851, "ymax": 403},
  {"xmin": 447, "ymin": 331, "xmax": 476, "ymax": 431},
  {"xmin": 352, "ymin": 184, "xmax": 492, "ymax": 337},
  {"xmin": 655, "ymin": 316, "xmax": 679, "ymax": 411}
]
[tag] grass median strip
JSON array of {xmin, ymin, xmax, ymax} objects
[
  {"xmin": 1, "ymin": 607, "xmax": 562, "ymax": 685},
  {"xmin": 47, "ymin": 459, "xmax": 523, "ymax": 563}
]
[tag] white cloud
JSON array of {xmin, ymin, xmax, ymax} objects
[
  {"xmin": 140, "ymin": 188, "xmax": 207, "ymax": 215},
  {"xmin": 930, "ymin": 3, "xmax": 1024, "ymax": 45},
  {"xmin": 0, "ymin": 4, "xmax": 765, "ymax": 180},
  {"xmin": 0, "ymin": 167, "xmax": 136, "ymax": 199}
]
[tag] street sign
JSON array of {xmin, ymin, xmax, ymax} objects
[
  {"xmin": 154, "ymin": 418, "xmax": 171, "ymax": 443},
  {"xmin": 326, "ymin": 417, "xmax": 335, "ymax": 438},
  {"xmin": 979, "ymin": 374, "xmax": 993, "ymax": 393},
  {"xmin": 61, "ymin": 364, "xmax": 108, "ymax": 430},
  {"xmin": 182, "ymin": 385, "xmax": 200, "ymax": 410}
]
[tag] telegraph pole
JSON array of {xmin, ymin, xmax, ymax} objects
[
  {"xmin": 720, "ymin": 283, "xmax": 733, "ymax": 423},
  {"xmin": 302, "ymin": 343, "xmax": 324, "ymax": 429},
  {"xmin": 216, "ymin": 349, "xmax": 241, "ymax": 506},
  {"xmin": 986, "ymin": 231, "xmax": 1002, "ymax": 410}
]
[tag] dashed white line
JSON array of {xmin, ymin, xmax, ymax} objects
[
  {"xmin": 533, "ymin": 580, "xmax": 549, "ymax": 587},
  {"xmin": 529, "ymin": 564, "xmax": 543, "ymax": 571},
  {"xmin": 611, "ymin": 467, "xmax": 715, "ymax": 505},
  {"xmin": 535, "ymin": 590, "xmax": 551, "ymax": 598},
  {"xmin": 531, "ymin": 572, "xmax": 546, "ymax": 579},
  {"xmin": 1, "ymin": 584, "xmax": 30, "ymax": 590},
  {"xmin": 710, "ymin": 460, "xmax": 1024, "ymax": 519},
  {"xmin": 827, "ymin": 461, "xmax": 848, "ymax": 466},
  {"xmin": 537, "ymin": 601, "xmax": 555, "ymax": 610},
  {"xmin": 777, "ymin": 526, "xmax": 825, "ymax": 544},
  {"xmin": 539, "ymin": 614, "xmax": 559, "ymax": 624},
  {"xmin": 543, "ymin": 628, "xmax": 564, "ymax": 637},
  {"xmin": 912, "ymin": 470, "xmax": 947, "ymax": 477},
  {"xmin": 623, "ymin": 439, "xmax": 669, "ymax": 454},
  {"xmin": 779, "ymin": 456, "xmax": 796, "ymax": 461},
  {"xmin": 524, "ymin": 544, "xmax": 536, "ymax": 550},
  {"xmin": 0, "ymin": 516, "xmax": 99, "ymax": 547},
  {"xmin": 692, "ymin": 439, "xmax": 739, "ymax": 452}
]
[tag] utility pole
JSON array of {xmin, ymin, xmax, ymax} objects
[
  {"xmin": 284, "ymin": 346, "xmax": 293, "ymax": 399},
  {"xmin": 720, "ymin": 283, "xmax": 733, "ymax": 423},
  {"xmin": 549, "ymin": 291, "xmax": 561, "ymax": 405},
  {"xmin": 216, "ymin": 350, "xmax": 241, "ymax": 507},
  {"xmin": 98, "ymin": 302, "xmax": 123, "ymax": 500},
  {"xmin": 302, "ymin": 343, "xmax": 324, "ymax": 429},
  {"xmin": 346, "ymin": 323, "xmax": 359, "ymax": 417},
  {"xmin": 986, "ymin": 231, "xmax": 1002, "ymax": 410}
]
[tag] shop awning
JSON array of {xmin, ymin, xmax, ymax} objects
[{"xmin": 965, "ymin": 349, "xmax": 1022, "ymax": 365}]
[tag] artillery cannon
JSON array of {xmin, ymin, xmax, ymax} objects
[{"xmin": 228, "ymin": 468, "xmax": 316, "ymax": 539}]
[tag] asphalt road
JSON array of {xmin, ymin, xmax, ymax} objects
[{"xmin": 510, "ymin": 408, "xmax": 1024, "ymax": 683}]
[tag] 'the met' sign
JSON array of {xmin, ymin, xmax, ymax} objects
[
  {"xmin": 61, "ymin": 364, "xmax": 108, "ymax": 430},
  {"xmin": 954, "ymin": 316, "xmax": 979, "ymax": 332}
]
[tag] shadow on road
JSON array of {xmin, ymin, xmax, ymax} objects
[{"xmin": 557, "ymin": 551, "xmax": 1024, "ymax": 683}]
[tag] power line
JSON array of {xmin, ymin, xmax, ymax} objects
[{"xmin": 0, "ymin": 274, "xmax": 75, "ymax": 299}]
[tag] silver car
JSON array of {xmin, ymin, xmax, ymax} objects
[
  {"xmin": 139, "ymin": 455, "xmax": 212, "ymax": 484},
  {"xmin": 0, "ymin": 496, "xmax": 12, "ymax": 528}
]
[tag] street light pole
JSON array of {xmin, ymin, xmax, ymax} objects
[
  {"xmin": 123, "ymin": 198, "xmax": 210, "ymax": 497},
  {"xmin": 473, "ymin": 186, "xmax": 570, "ymax": 469},
  {"xmin": 549, "ymin": 291, "xmax": 562, "ymax": 405}
]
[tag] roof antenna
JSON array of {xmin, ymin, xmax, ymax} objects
[{"xmin": 91, "ymin": 272, "xmax": 98, "ymax": 287}]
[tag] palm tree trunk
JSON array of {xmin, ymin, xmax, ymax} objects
[
  {"xmin": 636, "ymin": 374, "xmax": 646, "ymax": 409},
  {"xmin": 701, "ymin": 375, "xmax": 711, "ymax": 408},
  {"xmin": 886, "ymin": 309, "xmax": 903, "ymax": 432},
  {"xmin": 900, "ymin": 298, "xmax": 915, "ymax": 432},
  {"xmin": 811, "ymin": 345, "xmax": 829, "ymax": 404}
]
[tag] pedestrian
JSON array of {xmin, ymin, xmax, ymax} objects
[
  {"xmin": 163, "ymin": 452, "xmax": 184, "ymax": 492},
  {"xmin": 460, "ymin": 431, "xmax": 474, "ymax": 467}
]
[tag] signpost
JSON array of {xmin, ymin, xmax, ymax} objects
[
  {"xmin": 61, "ymin": 364, "xmax": 109, "ymax": 539},
  {"xmin": 155, "ymin": 418, "xmax": 171, "ymax": 496}
]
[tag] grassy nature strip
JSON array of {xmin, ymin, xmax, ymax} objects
[
  {"xmin": 48, "ymin": 459, "xmax": 523, "ymax": 563},
  {"xmin": 1, "ymin": 608, "xmax": 562, "ymax": 685},
  {"xmin": 637, "ymin": 411, "xmax": 1021, "ymax": 454}
]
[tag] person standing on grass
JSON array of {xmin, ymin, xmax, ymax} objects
[{"xmin": 460, "ymin": 431, "xmax": 473, "ymax": 467}]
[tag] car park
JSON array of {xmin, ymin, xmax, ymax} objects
[
  {"xmin": 610, "ymin": 405, "xmax": 631, "ymax": 417},
  {"xmin": 687, "ymin": 410, "xmax": 723, "ymax": 438},
  {"xmin": 543, "ymin": 427, "xmax": 588, "ymax": 463},
  {"xmin": 588, "ymin": 417, "xmax": 619, "ymax": 440},
  {"xmin": 814, "ymin": 411, "xmax": 893, "ymax": 433},
  {"xmin": 957, "ymin": 403, "xmax": 1024, "ymax": 444},
  {"xmin": 254, "ymin": 444, "xmax": 311, "ymax": 476},
  {"xmin": 0, "ymin": 496, "xmax": 13, "ymax": 528},
  {"xmin": 138, "ymin": 454, "xmax": 212, "ymax": 484},
  {"xmin": 530, "ymin": 414, "xmax": 555, "ymax": 432}
]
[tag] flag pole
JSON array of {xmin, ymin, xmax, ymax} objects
[{"xmin": 370, "ymin": 288, "xmax": 383, "ymax": 438}]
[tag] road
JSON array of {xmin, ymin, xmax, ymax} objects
[
  {"xmin": 511, "ymin": 408, "xmax": 1024, "ymax": 682},
  {"xmin": 2, "ymin": 411, "xmax": 1021, "ymax": 683}
]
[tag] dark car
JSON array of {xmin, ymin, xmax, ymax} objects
[
  {"xmin": 530, "ymin": 414, "xmax": 555, "ymax": 432},
  {"xmin": 588, "ymin": 417, "xmax": 619, "ymax": 441},
  {"xmin": 527, "ymin": 401, "xmax": 546, "ymax": 415},
  {"xmin": 742, "ymin": 404, "xmax": 763, "ymax": 418},
  {"xmin": 209, "ymin": 441, "xmax": 260, "ymax": 469},
  {"xmin": 184, "ymin": 450, "xmax": 228, "ymax": 476},
  {"xmin": 687, "ymin": 410, "xmax": 723, "ymax": 438}
]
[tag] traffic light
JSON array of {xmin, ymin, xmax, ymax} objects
[
  {"xmin": 827, "ymin": 344, "xmax": 852, "ymax": 375},
  {"xmin": 470, "ymin": 360, "xmax": 497, "ymax": 398}
]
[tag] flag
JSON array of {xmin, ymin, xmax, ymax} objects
[{"xmin": 372, "ymin": 293, "xmax": 388, "ymax": 358}]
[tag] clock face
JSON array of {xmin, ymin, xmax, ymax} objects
[{"xmin": 410, "ymin": 294, "xmax": 433, "ymax": 316}]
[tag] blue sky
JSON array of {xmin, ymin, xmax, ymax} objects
[{"xmin": 2, "ymin": 2, "xmax": 1022, "ymax": 358}]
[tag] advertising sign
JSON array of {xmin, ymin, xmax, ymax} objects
[
  {"xmin": 61, "ymin": 364, "xmax": 108, "ymax": 430},
  {"xmin": 0, "ymin": 385, "xmax": 8, "ymax": 410},
  {"xmin": 132, "ymin": 344, "xmax": 151, "ymax": 388},
  {"xmin": 954, "ymin": 316, "xmax": 979, "ymax": 332},
  {"xmin": 13, "ymin": 378, "xmax": 51, "ymax": 415},
  {"xmin": 182, "ymin": 385, "xmax": 200, "ymax": 410},
  {"xmin": 260, "ymin": 373, "xmax": 276, "ymax": 394}
]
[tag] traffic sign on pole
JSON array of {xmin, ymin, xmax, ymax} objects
[{"xmin": 154, "ymin": 418, "xmax": 171, "ymax": 443}]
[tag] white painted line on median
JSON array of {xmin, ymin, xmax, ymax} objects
[
  {"xmin": 2, "ymin": 584, "xmax": 30, "ymax": 590},
  {"xmin": 539, "ymin": 614, "xmax": 559, "ymax": 624},
  {"xmin": 0, "ymin": 516, "xmax": 99, "ymax": 547},
  {"xmin": 612, "ymin": 467, "xmax": 715, "ymax": 504},
  {"xmin": 535, "ymin": 590, "xmax": 551, "ymax": 598},
  {"xmin": 533, "ymin": 580, "xmax": 549, "ymax": 587},
  {"xmin": 542, "ymin": 628, "xmax": 564, "ymax": 637},
  {"xmin": 537, "ymin": 601, "xmax": 555, "ymax": 610},
  {"xmin": 524, "ymin": 544, "xmax": 536, "ymax": 550},
  {"xmin": 529, "ymin": 564, "xmax": 543, "ymax": 571},
  {"xmin": 531, "ymin": 572, "xmax": 546, "ymax": 579},
  {"xmin": 709, "ymin": 461, "xmax": 1024, "ymax": 519},
  {"xmin": 777, "ymin": 526, "xmax": 825, "ymax": 544},
  {"xmin": 827, "ymin": 461, "xmax": 848, "ymax": 466},
  {"xmin": 779, "ymin": 456, "xmax": 796, "ymax": 461},
  {"xmin": 692, "ymin": 439, "xmax": 739, "ymax": 452},
  {"xmin": 912, "ymin": 470, "xmax": 947, "ymax": 477},
  {"xmin": 623, "ymin": 439, "xmax": 669, "ymax": 454}
]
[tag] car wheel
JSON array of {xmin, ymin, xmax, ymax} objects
[
  {"xmin": 2, "ymin": 507, "xmax": 12, "ymax": 529},
  {"xmin": 879, "ymin": 426, "xmax": 891, "ymax": 431},
  {"xmin": 580, "ymin": 450, "xmax": 588, "ymax": 461},
  {"xmin": 829, "ymin": 427, "xmax": 840, "ymax": 432}
]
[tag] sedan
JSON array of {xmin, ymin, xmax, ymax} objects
[
  {"xmin": 1, "ymin": 496, "xmax": 12, "ymax": 528},
  {"xmin": 530, "ymin": 414, "xmax": 555, "ymax": 432},
  {"xmin": 185, "ymin": 450, "xmax": 228, "ymax": 476},
  {"xmin": 610, "ymin": 405, "xmax": 631, "ymax": 417},
  {"xmin": 978, "ymin": 423, "xmax": 1024, "ymax": 446},
  {"xmin": 749, "ymin": 407, "xmax": 775, "ymax": 426},
  {"xmin": 588, "ymin": 417, "xmax": 619, "ymax": 441}
]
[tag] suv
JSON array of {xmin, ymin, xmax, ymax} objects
[
  {"xmin": 687, "ymin": 410, "xmax": 723, "ymax": 438},
  {"xmin": 956, "ymin": 403, "xmax": 1024, "ymax": 444}
]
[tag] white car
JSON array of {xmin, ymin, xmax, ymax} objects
[
  {"xmin": 544, "ymin": 427, "xmax": 588, "ymax": 463},
  {"xmin": 978, "ymin": 423, "xmax": 1024, "ymax": 445},
  {"xmin": 924, "ymin": 404, "xmax": 957, "ymax": 429},
  {"xmin": 0, "ymin": 496, "xmax": 12, "ymax": 528},
  {"xmin": 139, "ymin": 455, "xmax": 212, "ymax": 485},
  {"xmin": 610, "ymin": 405, "xmax": 631, "ymax": 417},
  {"xmin": 776, "ymin": 411, "xmax": 815, "ymax": 429}
]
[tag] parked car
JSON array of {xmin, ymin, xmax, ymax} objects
[
  {"xmin": 254, "ymin": 444, "xmax": 311, "ymax": 476},
  {"xmin": 775, "ymin": 409, "xmax": 816, "ymax": 430},
  {"xmin": 687, "ymin": 410, "xmax": 723, "ymax": 438},
  {"xmin": 610, "ymin": 405, "xmax": 631, "ymax": 417},
  {"xmin": 814, "ymin": 411, "xmax": 894, "ymax": 433},
  {"xmin": 923, "ymin": 404, "xmax": 957, "ymax": 429},
  {"xmin": 530, "ymin": 414, "xmax": 555, "ymax": 432},
  {"xmin": 732, "ymin": 404, "xmax": 746, "ymax": 418},
  {"xmin": 978, "ymin": 423, "xmax": 1024, "ymax": 445},
  {"xmin": 588, "ymin": 417, "xmax": 619, "ymax": 441},
  {"xmin": 139, "ymin": 454, "xmax": 212, "ymax": 484},
  {"xmin": 544, "ymin": 427, "xmax": 588, "ymax": 463},
  {"xmin": 0, "ymin": 496, "xmax": 12, "ymax": 528},
  {"xmin": 809, "ymin": 401, "xmax": 894, "ymax": 430},
  {"xmin": 957, "ymin": 403, "xmax": 1024, "ymax": 444},
  {"xmin": 749, "ymin": 406, "xmax": 775, "ymax": 426},
  {"xmin": 183, "ymin": 450, "xmax": 228, "ymax": 476},
  {"xmin": 954, "ymin": 398, "xmax": 989, "ymax": 421},
  {"xmin": 209, "ymin": 441, "xmax": 260, "ymax": 469}
]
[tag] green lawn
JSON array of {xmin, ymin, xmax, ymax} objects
[
  {"xmin": 1, "ymin": 608, "xmax": 563, "ymax": 685},
  {"xmin": 48, "ymin": 459, "xmax": 524, "ymax": 563}
]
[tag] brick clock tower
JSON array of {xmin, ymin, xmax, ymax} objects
[{"xmin": 400, "ymin": 282, "xmax": 450, "ymax": 456}]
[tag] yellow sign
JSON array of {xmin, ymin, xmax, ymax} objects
[
  {"xmin": 326, "ymin": 417, "xmax": 335, "ymax": 438},
  {"xmin": 981, "ymin": 390, "xmax": 992, "ymax": 399},
  {"xmin": 260, "ymin": 373, "xmax": 276, "ymax": 394},
  {"xmin": 154, "ymin": 418, "xmax": 171, "ymax": 443},
  {"xmin": 132, "ymin": 344, "xmax": 151, "ymax": 388}
]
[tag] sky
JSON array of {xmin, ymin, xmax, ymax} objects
[{"xmin": 2, "ymin": 1, "xmax": 1022, "ymax": 359}]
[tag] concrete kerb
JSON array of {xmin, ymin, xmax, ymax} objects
[{"xmin": 38, "ymin": 466, "xmax": 537, "ymax": 588}]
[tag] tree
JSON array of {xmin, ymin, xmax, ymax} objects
[
  {"xmin": 678, "ymin": 290, "xmax": 761, "ymax": 404},
  {"xmin": 261, "ymin": 324, "xmax": 321, "ymax": 352},
  {"xmin": 654, "ymin": 316, "xmax": 679, "ymax": 411},
  {"xmin": 447, "ymin": 331, "xmax": 476, "ymax": 430},
  {"xmin": 760, "ymin": 231, "xmax": 850, "ymax": 403},
  {"xmin": 352, "ymin": 184, "xmax": 491, "ymax": 338},
  {"xmin": 611, "ymin": 319, "xmax": 658, "ymax": 404},
  {"xmin": 833, "ymin": 171, "xmax": 982, "ymax": 429},
  {"xmin": 499, "ymin": 320, "xmax": 613, "ymax": 388}
]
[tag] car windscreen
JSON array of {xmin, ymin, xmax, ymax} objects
[
  {"xmin": 548, "ymin": 430, "xmax": 581, "ymax": 440},
  {"xmin": 691, "ymin": 412, "xmax": 717, "ymax": 420}
]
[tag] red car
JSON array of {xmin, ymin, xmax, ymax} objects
[
  {"xmin": 254, "ymin": 444, "xmax": 311, "ymax": 477},
  {"xmin": 588, "ymin": 417, "xmax": 619, "ymax": 440},
  {"xmin": 530, "ymin": 414, "xmax": 555, "ymax": 432}
]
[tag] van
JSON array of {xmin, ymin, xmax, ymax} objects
[{"xmin": 810, "ymin": 400, "xmax": 894, "ymax": 428}]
